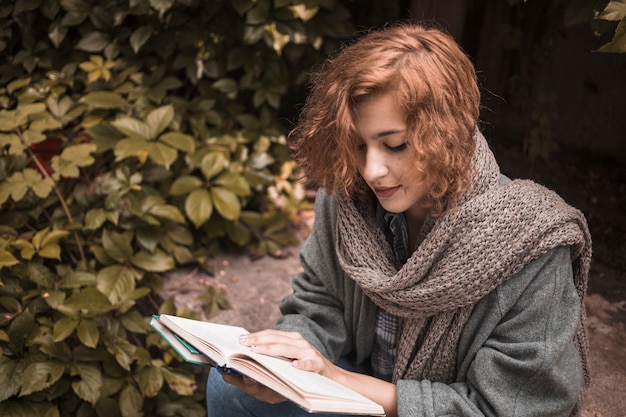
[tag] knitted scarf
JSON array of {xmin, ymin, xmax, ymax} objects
[{"xmin": 335, "ymin": 131, "xmax": 591, "ymax": 415}]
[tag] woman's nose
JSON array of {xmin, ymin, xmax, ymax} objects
[{"xmin": 360, "ymin": 148, "xmax": 388, "ymax": 181}]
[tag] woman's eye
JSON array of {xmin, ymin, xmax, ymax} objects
[
  {"xmin": 356, "ymin": 143, "xmax": 366, "ymax": 152},
  {"xmin": 387, "ymin": 143, "xmax": 407, "ymax": 152}
]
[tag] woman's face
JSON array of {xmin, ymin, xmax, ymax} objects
[{"xmin": 354, "ymin": 91, "xmax": 430, "ymax": 225}]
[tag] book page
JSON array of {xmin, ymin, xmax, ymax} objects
[{"xmin": 159, "ymin": 314, "xmax": 250, "ymax": 366}]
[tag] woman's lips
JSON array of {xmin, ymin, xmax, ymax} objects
[{"xmin": 374, "ymin": 186, "xmax": 400, "ymax": 198}]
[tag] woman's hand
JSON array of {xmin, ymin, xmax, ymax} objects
[
  {"xmin": 219, "ymin": 329, "xmax": 339, "ymax": 404},
  {"xmin": 239, "ymin": 329, "xmax": 339, "ymax": 379}
]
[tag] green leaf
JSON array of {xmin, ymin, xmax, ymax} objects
[
  {"xmin": 147, "ymin": 204, "xmax": 186, "ymax": 224},
  {"xmin": 148, "ymin": 141, "xmax": 178, "ymax": 168},
  {"xmin": 53, "ymin": 317, "xmax": 79, "ymax": 342},
  {"xmin": 160, "ymin": 367, "xmax": 196, "ymax": 396},
  {"xmin": 49, "ymin": 19, "xmax": 68, "ymax": 48},
  {"xmin": 84, "ymin": 208, "xmax": 107, "ymax": 230},
  {"xmin": 76, "ymin": 31, "xmax": 110, "ymax": 52},
  {"xmin": 185, "ymin": 189, "xmax": 213, "ymax": 228},
  {"xmin": 211, "ymin": 187, "xmax": 241, "ymax": 220},
  {"xmin": 59, "ymin": 271, "xmax": 97, "ymax": 288},
  {"xmin": 0, "ymin": 358, "xmax": 21, "ymax": 402},
  {"xmin": 0, "ymin": 250, "xmax": 19, "ymax": 269},
  {"xmin": 119, "ymin": 382, "xmax": 143, "ymax": 417},
  {"xmin": 146, "ymin": 105, "xmax": 174, "ymax": 138},
  {"xmin": 102, "ymin": 229, "xmax": 134, "ymax": 263},
  {"xmin": 114, "ymin": 137, "xmax": 150, "ymax": 163},
  {"xmin": 96, "ymin": 265, "xmax": 136, "ymax": 305},
  {"xmin": 214, "ymin": 172, "xmax": 252, "ymax": 196},
  {"xmin": 131, "ymin": 249, "xmax": 175, "ymax": 272},
  {"xmin": 135, "ymin": 366, "xmax": 163, "ymax": 397},
  {"xmin": 200, "ymin": 151, "xmax": 226, "ymax": 179},
  {"xmin": 112, "ymin": 117, "xmax": 152, "ymax": 139},
  {"xmin": 169, "ymin": 175, "xmax": 203, "ymax": 196},
  {"xmin": 121, "ymin": 310, "xmax": 147, "ymax": 333},
  {"xmin": 58, "ymin": 287, "xmax": 114, "ymax": 315},
  {"xmin": 80, "ymin": 91, "xmax": 128, "ymax": 109},
  {"xmin": 159, "ymin": 131, "xmax": 195, "ymax": 152},
  {"xmin": 20, "ymin": 361, "xmax": 66, "ymax": 396},
  {"xmin": 108, "ymin": 339, "xmax": 136, "ymax": 371},
  {"xmin": 130, "ymin": 25, "xmax": 152, "ymax": 53},
  {"xmin": 77, "ymin": 319, "xmax": 99, "ymax": 348},
  {"xmin": 212, "ymin": 78, "xmax": 238, "ymax": 99},
  {"xmin": 71, "ymin": 364, "xmax": 102, "ymax": 406}
]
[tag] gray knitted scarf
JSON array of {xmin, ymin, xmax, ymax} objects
[{"xmin": 335, "ymin": 131, "xmax": 591, "ymax": 415}]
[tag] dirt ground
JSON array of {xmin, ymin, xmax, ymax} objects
[{"xmin": 162, "ymin": 139, "xmax": 626, "ymax": 416}]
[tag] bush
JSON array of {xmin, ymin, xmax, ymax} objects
[{"xmin": 0, "ymin": 0, "xmax": 354, "ymax": 416}]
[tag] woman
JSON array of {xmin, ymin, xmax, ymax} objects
[{"xmin": 206, "ymin": 22, "xmax": 591, "ymax": 417}]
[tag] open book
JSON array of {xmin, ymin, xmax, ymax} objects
[{"xmin": 151, "ymin": 314, "xmax": 386, "ymax": 416}]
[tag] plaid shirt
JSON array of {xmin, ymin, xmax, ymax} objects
[{"xmin": 370, "ymin": 211, "xmax": 407, "ymax": 381}]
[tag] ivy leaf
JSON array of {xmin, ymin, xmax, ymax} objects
[
  {"xmin": 135, "ymin": 366, "xmax": 163, "ymax": 397},
  {"xmin": 185, "ymin": 189, "xmax": 213, "ymax": 228},
  {"xmin": 84, "ymin": 208, "xmax": 107, "ymax": 230},
  {"xmin": 211, "ymin": 186, "xmax": 241, "ymax": 220},
  {"xmin": 53, "ymin": 317, "xmax": 79, "ymax": 342},
  {"xmin": 101, "ymin": 229, "xmax": 134, "ymax": 263},
  {"xmin": 20, "ymin": 361, "xmax": 66, "ymax": 396},
  {"xmin": 159, "ymin": 131, "xmax": 195, "ymax": 152},
  {"xmin": 200, "ymin": 151, "xmax": 226, "ymax": 180},
  {"xmin": 131, "ymin": 249, "xmax": 175, "ymax": 272},
  {"xmin": 80, "ymin": 91, "xmax": 128, "ymax": 109},
  {"xmin": 0, "ymin": 358, "xmax": 21, "ymax": 402},
  {"xmin": 146, "ymin": 105, "xmax": 174, "ymax": 138},
  {"xmin": 160, "ymin": 367, "xmax": 196, "ymax": 396},
  {"xmin": 119, "ymin": 382, "xmax": 143, "ymax": 417},
  {"xmin": 169, "ymin": 175, "xmax": 203, "ymax": 196},
  {"xmin": 76, "ymin": 31, "xmax": 110, "ymax": 52},
  {"xmin": 130, "ymin": 25, "xmax": 152, "ymax": 54},
  {"xmin": 112, "ymin": 117, "xmax": 151, "ymax": 139},
  {"xmin": 71, "ymin": 363, "xmax": 102, "ymax": 406},
  {"xmin": 212, "ymin": 78, "xmax": 238, "ymax": 100},
  {"xmin": 147, "ymin": 203, "xmax": 186, "ymax": 224},
  {"xmin": 59, "ymin": 271, "xmax": 97, "ymax": 289},
  {"xmin": 58, "ymin": 287, "xmax": 114, "ymax": 315},
  {"xmin": 148, "ymin": 141, "xmax": 178, "ymax": 168},
  {"xmin": 77, "ymin": 319, "xmax": 99, "ymax": 348},
  {"xmin": 214, "ymin": 172, "xmax": 251, "ymax": 196},
  {"xmin": 51, "ymin": 143, "xmax": 97, "ymax": 179},
  {"xmin": 96, "ymin": 265, "xmax": 136, "ymax": 305},
  {"xmin": 114, "ymin": 137, "xmax": 150, "ymax": 164},
  {"xmin": 0, "ymin": 250, "xmax": 19, "ymax": 269},
  {"xmin": 49, "ymin": 19, "xmax": 68, "ymax": 48},
  {"xmin": 108, "ymin": 339, "xmax": 136, "ymax": 371}
]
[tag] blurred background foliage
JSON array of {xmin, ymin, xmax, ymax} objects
[
  {"xmin": 0, "ymin": 0, "xmax": 353, "ymax": 416},
  {"xmin": 0, "ymin": 0, "xmax": 622, "ymax": 416}
]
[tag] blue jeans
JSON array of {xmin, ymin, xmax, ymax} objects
[{"xmin": 205, "ymin": 357, "xmax": 371, "ymax": 417}]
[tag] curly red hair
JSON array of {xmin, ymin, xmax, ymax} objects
[{"xmin": 289, "ymin": 22, "xmax": 480, "ymax": 213}]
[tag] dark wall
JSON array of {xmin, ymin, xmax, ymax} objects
[{"xmin": 344, "ymin": 0, "xmax": 626, "ymax": 161}]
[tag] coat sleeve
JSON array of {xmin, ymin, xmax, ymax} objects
[
  {"xmin": 274, "ymin": 190, "xmax": 376, "ymax": 363},
  {"xmin": 397, "ymin": 246, "xmax": 584, "ymax": 417}
]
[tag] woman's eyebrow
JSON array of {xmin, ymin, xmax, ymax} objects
[{"xmin": 374, "ymin": 129, "xmax": 405, "ymax": 139}]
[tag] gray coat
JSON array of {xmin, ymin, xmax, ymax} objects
[{"xmin": 276, "ymin": 189, "xmax": 583, "ymax": 416}]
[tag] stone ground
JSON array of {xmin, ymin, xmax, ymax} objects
[{"xmin": 162, "ymin": 140, "xmax": 626, "ymax": 417}]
